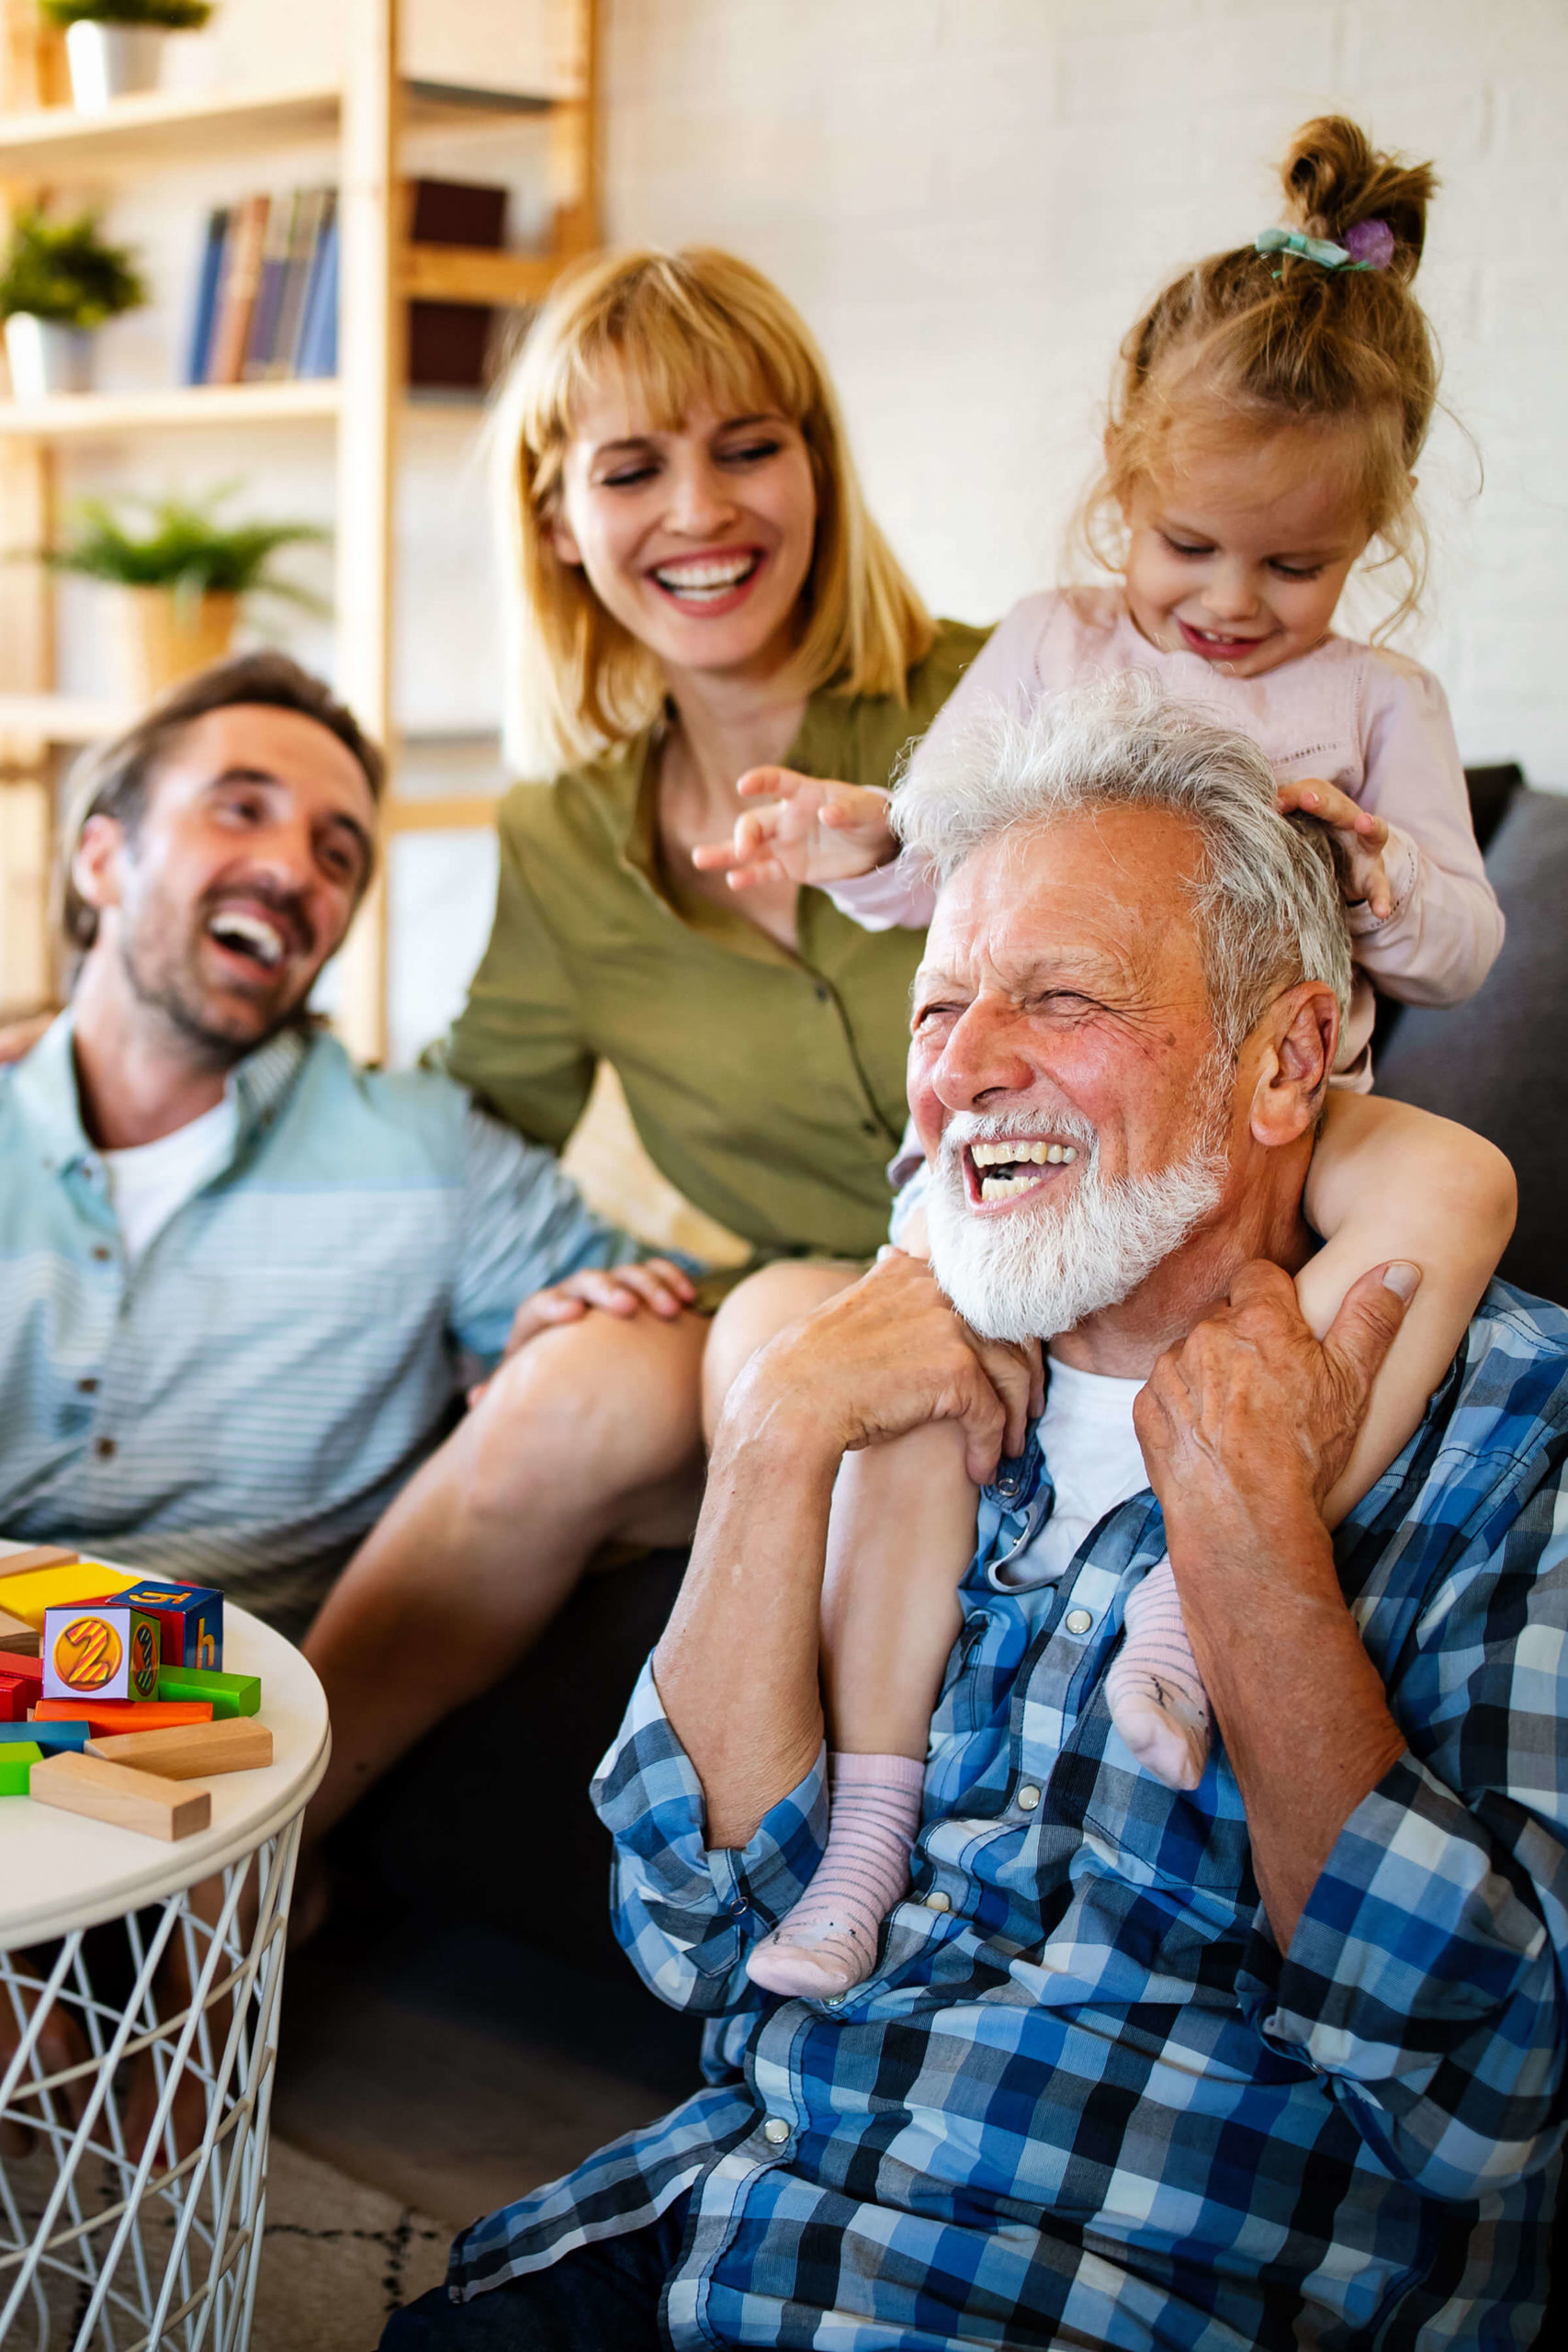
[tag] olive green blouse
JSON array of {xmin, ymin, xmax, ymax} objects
[{"xmin": 441, "ymin": 620, "xmax": 990, "ymax": 1263}]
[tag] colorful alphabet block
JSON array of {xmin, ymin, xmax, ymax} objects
[
  {"xmin": 0, "ymin": 1559, "xmax": 136, "ymax": 1632},
  {"xmin": 0, "ymin": 1742, "xmax": 41, "ymax": 1796},
  {"xmin": 0, "ymin": 1717, "xmax": 91, "ymax": 1751},
  {"xmin": 115, "ymin": 1580, "xmax": 223, "ymax": 1670},
  {"xmin": 156, "ymin": 1664, "xmax": 259, "ymax": 1719},
  {"xmin": 33, "ymin": 1696, "xmax": 214, "ymax": 1736},
  {"xmin": 42, "ymin": 1600, "xmax": 162, "ymax": 1705},
  {"xmin": 29, "ymin": 1749, "xmax": 211, "ymax": 1841}
]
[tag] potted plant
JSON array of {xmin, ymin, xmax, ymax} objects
[
  {"xmin": 0, "ymin": 207, "xmax": 145, "ymax": 398},
  {"xmin": 39, "ymin": 1, "xmax": 214, "ymax": 113},
  {"xmin": 45, "ymin": 489, "xmax": 326, "ymax": 698}
]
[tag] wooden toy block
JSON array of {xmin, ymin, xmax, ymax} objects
[
  {"xmin": 0, "ymin": 1559, "xmax": 137, "ymax": 1631},
  {"xmin": 117, "ymin": 1581, "xmax": 224, "ymax": 1670},
  {"xmin": 0, "ymin": 1742, "xmax": 41, "ymax": 1796},
  {"xmin": 0, "ymin": 1674, "xmax": 26, "ymax": 1724},
  {"xmin": 29, "ymin": 1750, "xmax": 211, "ymax": 1841},
  {"xmin": 157, "ymin": 1665, "xmax": 259, "ymax": 1719},
  {"xmin": 0, "ymin": 1607, "xmax": 40, "ymax": 1656},
  {"xmin": 4, "ymin": 1650, "xmax": 41, "ymax": 1691},
  {"xmin": 42, "ymin": 1600, "xmax": 161, "ymax": 1705},
  {"xmin": 34, "ymin": 1696, "xmax": 214, "ymax": 1736},
  {"xmin": 0, "ymin": 1717, "xmax": 91, "ymax": 1751},
  {"xmin": 0, "ymin": 1544, "xmax": 78, "ymax": 1576},
  {"xmin": 88, "ymin": 1717, "xmax": 272, "ymax": 1780}
]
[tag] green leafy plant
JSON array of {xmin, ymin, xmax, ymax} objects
[
  {"xmin": 46, "ymin": 489, "xmax": 327, "ymax": 611},
  {"xmin": 39, "ymin": 2, "xmax": 213, "ymax": 28},
  {"xmin": 0, "ymin": 207, "xmax": 145, "ymax": 327}
]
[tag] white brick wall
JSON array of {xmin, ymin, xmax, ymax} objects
[{"xmin": 600, "ymin": 0, "xmax": 1568, "ymax": 786}]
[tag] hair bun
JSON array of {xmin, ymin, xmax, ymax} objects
[{"xmin": 1280, "ymin": 115, "xmax": 1437, "ymax": 281}]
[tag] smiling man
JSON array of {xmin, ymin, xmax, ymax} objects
[
  {"xmin": 0, "ymin": 653, "xmax": 694, "ymax": 1652},
  {"xmin": 392, "ymin": 685, "xmax": 1568, "ymax": 2351}
]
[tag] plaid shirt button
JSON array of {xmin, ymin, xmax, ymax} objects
[{"xmin": 762, "ymin": 2117, "xmax": 790, "ymax": 2145}]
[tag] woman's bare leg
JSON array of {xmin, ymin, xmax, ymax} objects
[{"xmin": 302, "ymin": 1307, "xmax": 708, "ymax": 1854}]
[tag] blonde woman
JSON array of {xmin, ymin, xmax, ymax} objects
[{"xmin": 300, "ymin": 249, "xmax": 987, "ymax": 1846}]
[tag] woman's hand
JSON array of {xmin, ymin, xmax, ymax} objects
[
  {"xmin": 468, "ymin": 1259, "xmax": 696, "ymax": 1405},
  {"xmin": 692, "ymin": 768, "xmax": 898, "ymax": 891},
  {"xmin": 1276, "ymin": 778, "xmax": 1393, "ymax": 919}
]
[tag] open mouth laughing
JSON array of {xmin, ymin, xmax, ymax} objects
[
  {"xmin": 649, "ymin": 549, "xmax": 762, "ymax": 608},
  {"xmin": 204, "ymin": 905, "xmax": 292, "ymax": 978},
  {"xmin": 964, "ymin": 1136, "xmax": 1080, "ymax": 1206}
]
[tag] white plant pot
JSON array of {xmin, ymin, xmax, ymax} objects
[
  {"xmin": 65, "ymin": 23, "xmax": 169, "ymax": 112},
  {"xmin": 4, "ymin": 313, "xmax": 94, "ymax": 400}
]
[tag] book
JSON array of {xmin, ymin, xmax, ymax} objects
[
  {"xmin": 184, "ymin": 207, "xmax": 229, "ymax": 386},
  {"xmin": 288, "ymin": 187, "xmax": 335, "ymax": 379},
  {"xmin": 206, "ymin": 193, "xmax": 270, "ymax": 386},
  {"xmin": 296, "ymin": 204, "xmax": 339, "ymax": 380},
  {"xmin": 269, "ymin": 187, "xmax": 328, "ymax": 381},
  {"xmin": 243, "ymin": 191, "xmax": 296, "ymax": 381}
]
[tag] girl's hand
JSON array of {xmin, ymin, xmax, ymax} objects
[
  {"xmin": 468, "ymin": 1260, "xmax": 696, "ymax": 1405},
  {"xmin": 1277, "ymin": 778, "xmax": 1393, "ymax": 920},
  {"xmin": 691, "ymin": 768, "xmax": 898, "ymax": 891}
]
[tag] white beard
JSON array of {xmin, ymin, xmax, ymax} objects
[{"xmin": 923, "ymin": 1108, "xmax": 1227, "ymax": 1343}]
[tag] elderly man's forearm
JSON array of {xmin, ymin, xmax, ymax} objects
[
  {"xmin": 1171, "ymin": 1505, "xmax": 1404, "ymax": 1949},
  {"xmin": 654, "ymin": 1397, "xmax": 840, "ymax": 1849}
]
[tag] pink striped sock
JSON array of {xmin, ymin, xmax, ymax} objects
[
  {"xmin": 1105, "ymin": 1553, "xmax": 1212, "ymax": 1791},
  {"xmin": 745, "ymin": 1752, "xmax": 925, "ymax": 1999}
]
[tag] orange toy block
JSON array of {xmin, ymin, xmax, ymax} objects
[
  {"xmin": 0, "ymin": 1560, "xmax": 137, "ymax": 1632},
  {"xmin": 88, "ymin": 1717, "xmax": 272, "ymax": 1780},
  {"xmin": 29, "ymin": 1749, "xmax": 211, "ymax": 1841},
  {"xmin": 34, "ymin": 1697, "xmax": 214, "ymax": 1736}
]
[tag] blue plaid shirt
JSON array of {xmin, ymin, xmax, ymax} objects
[{"xmin": 452, "ymin": 1282, "xmax": 1568, "ymax": 2347}]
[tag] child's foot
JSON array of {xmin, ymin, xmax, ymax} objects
[
  {"xmin": 746, "ymin": 1752, "xmax": 924, "ymax": 2000},
  {"xmin": 1105, "ymin": 1554, "xmax": 1212, "ymax": 1792}
]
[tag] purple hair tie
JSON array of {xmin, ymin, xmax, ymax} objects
[{"xmin": 1342, "ymin": 218, "xmax": 1396, "ymax": 270}]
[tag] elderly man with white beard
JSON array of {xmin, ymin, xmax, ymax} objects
[{"xmin": 388, "ymin": 686, "xmax": 1568, "ymax": 2352}]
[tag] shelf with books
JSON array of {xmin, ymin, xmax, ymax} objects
[
  {"xmin": 0, "ymin": 692, "xmax": 130, "ymax": 745},
  {"xmin": 0, "ymin": 75, "xmax": 557, "ymax": 183},
  {"xmin": 0, "ymin": 379, "xmax": 342, "ymax": 437}
]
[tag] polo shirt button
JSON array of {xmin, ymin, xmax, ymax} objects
[
  {"xmin": 91, "ymin": 1245, "xmax": 112, "ymax": 1263},
  {"xmin": 95, "ymin": 1436, "xmax": 116, "ymax": 1460},
  {"xmin": 762, "ymin": 2116, "xmax": 790, "ymax": 2145},
  {"xmin": 925, "ymin": 1890, "xmax": 950, "ymax": 1913},
  {"xmin": 1065, "ymin": 1609, "xmax": 1093, "ymax": 1635},
  {"xmin": 1017, "ymin": 1784, "xmax": 1041, "ymax": 1811},
  {"xmin": 78, "ymin": 1376, "xmax": 99, "ymax": 1395}
]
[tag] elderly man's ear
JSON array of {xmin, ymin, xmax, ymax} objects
[{"xmin": 1243, "ymin": 982, "xmax": 1339, "ymax": 1150}]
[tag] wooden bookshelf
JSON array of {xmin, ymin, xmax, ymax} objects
[{"xmin": 0, "ymin": 0, "xmax": 599, "ymax": 1050}]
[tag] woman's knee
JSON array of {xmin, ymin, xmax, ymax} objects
[
  {"xmin": 468, "ymin": 1307, "xmax": 707, "ymax": 1514},
  {"xmin": 702, "ymin": 1259, "xmax": 863, "ymax": 1437}
]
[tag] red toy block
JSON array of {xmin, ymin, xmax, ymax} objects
[{"xmin": 0, "ymin": 1674, "xmax": 26, "ymax": 1724}]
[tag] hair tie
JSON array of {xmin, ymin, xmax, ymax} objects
[{"xmin": 1255, "ymin": 219, "xmax": 1394, "ymax": 274}]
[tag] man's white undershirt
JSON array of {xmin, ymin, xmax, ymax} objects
[
  {"xmin": 102, "ymin": 1095, "xmax": 238, "ymax": 1265},
  {"xmin": 992, "ymin": 1351, "xmax": 1151, "ymax": 1590}
]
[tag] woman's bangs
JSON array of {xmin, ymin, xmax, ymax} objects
[{"xmin": 566, "ymin": 300, "xmax": 807, "ymax": 441}]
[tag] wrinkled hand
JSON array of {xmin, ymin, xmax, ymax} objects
[
  {"xmin": 1134, "ymin": 1258, "xmax": 1419, "ymax": 1537},
  {"xmin": 468, "ymin": 1258, "xmax": 695, "ymax": 1406},
  {"xmin": 691, "ymin": 767, "xmax": 897, "ymax": 891},
  {"xmin": 1276, "ymin": 777, "xmax": 1393, "ymax": 919},
  {"xmin": 738, "ymin": 1247, "xmax": 1043, "ymax": 1487}
]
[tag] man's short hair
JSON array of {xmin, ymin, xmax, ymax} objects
[
  {"xmin": 60, "ymin": 651, "xmax": 386, "ymax": 953},
  {"xmin": 894, "ymin": 675, "xmax": 1354, "ymax": 1055}
]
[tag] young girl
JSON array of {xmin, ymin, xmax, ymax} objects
[{"xmin": 697, "ymin": 116, "xmax": 1517, "ymax": 1999}]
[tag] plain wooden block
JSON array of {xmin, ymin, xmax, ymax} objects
[
  {"xmin": 0, "ymin": 1742, "xmax": 40, "ymax": 1795},
  {"xmin": 29, "ymin": 1749, "xmax": 211, "ymax": 1841},
  {"xmin": 88, "ymin": 1717, "xmax": 273, "ymax": 1780},
  {"xmin": 0, "ymin": 1607, "xmax": 39, "ymax": 1656},
  {"xmin": 0, "ymin": 1544, "xmax": 78, "ymax": 1576},
  {"xmin": 34, "ymin": 1696, "xmax": 214, "ymax": 1736}
]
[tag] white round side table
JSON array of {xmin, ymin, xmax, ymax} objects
[{"xmin": 0, "ymin": 1549, "xmax": 330, "ymax": 2352}]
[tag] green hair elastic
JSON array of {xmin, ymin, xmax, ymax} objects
[{"xmin": 1255, "ymin": 220, "xmax": 1394, "ymax": 276}]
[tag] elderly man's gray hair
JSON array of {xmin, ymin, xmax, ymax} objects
[{"xmin": 894, "ymin": 676, "xmax": 1353, "ymax": 1055}]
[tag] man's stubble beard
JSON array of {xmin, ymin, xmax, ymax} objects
[
  {"xmin": 923, "ymin": 1085, "xmax": 1233, "ymax": 1346},
  {"xmin": 115, "ymin": 877, "xmax": 309, "ymax": 1071}
]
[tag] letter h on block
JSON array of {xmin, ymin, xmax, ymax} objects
[{"xmin": 116, "ymin": 1582, "xmax": 224, "ymax": 1671}]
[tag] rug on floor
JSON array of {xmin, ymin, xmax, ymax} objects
[{"xmin": 0, "ymin": 2131, "xmax": 451, "ymax": 2349}]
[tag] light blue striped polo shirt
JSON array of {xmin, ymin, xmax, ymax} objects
[{"xmin": 0, "ymin": 1014, "xmax": 638, "ymax": 1635}]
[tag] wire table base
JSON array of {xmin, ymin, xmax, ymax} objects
[{"xmin": 1, "ymin": 1816, "xmax": 299, "ymax": 2352}]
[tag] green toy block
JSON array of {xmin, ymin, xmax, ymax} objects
[
  {"xmin": 0, "ymin": 1718, "xmax": 91, "ymax": 1751},
  {"xmin": 0, "ymin": 1741, "xmax": 41, "ymax": 1794},
  {"xmin": 157, "ymin": 1665, "xmax": 260, "ymax": 1719}
]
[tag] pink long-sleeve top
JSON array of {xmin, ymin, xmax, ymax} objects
[{"xmin": 831, "ymin": 587, "xmax": 1505, "ymax": 1081}]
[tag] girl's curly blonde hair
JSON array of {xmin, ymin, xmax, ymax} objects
[{"xmin": 1083, "ymin": 117, "xmax": 1442, "ymax": 638}]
